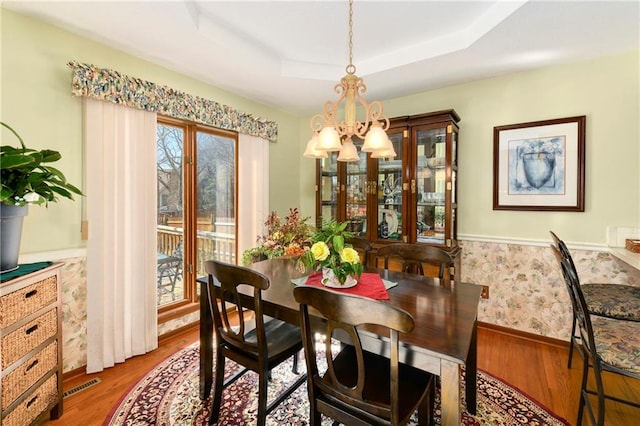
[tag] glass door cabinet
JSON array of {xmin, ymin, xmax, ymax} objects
[{"xmin": 315, "ymin": 110, "xmax": 461, "ymax": 276}]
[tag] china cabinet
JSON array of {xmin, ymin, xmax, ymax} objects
[{"xmin": 315, "ymin": 110, "xmax": 460, "ymax": 276}]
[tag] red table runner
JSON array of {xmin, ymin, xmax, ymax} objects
[{"xmin": 305, "ymin": 272, "xmax": 390, "ymax": 300}]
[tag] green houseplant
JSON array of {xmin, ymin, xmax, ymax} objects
[
  {"xmin": 1, "ymin": 121, "xmax": 83, "ymax": 272},
  {"xmin": 1, "ymin": 122, "xmax": 83, "ymax": 206},
  {"xmin": 298, "ymin": 219, "xmax": 363, "ymax": 286}
]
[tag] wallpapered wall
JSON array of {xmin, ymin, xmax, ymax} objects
[{"xmin": 56, "ymin": 244, "xmax": 640, "ymax": 373}]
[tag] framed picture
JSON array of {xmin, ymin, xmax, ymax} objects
[{"xmin": 493, "ymin": 116, "xmax": 586, "ymax": 211}]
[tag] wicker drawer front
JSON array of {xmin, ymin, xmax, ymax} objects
[
  {"xmin": 0, "ymin": 276, "xmax": 57, "ymax": 329},
  {"xmin": 1, "ymin": 341, "xmax": 58, "ymax": 410},
  {"xmin": 2, "ymin": 373, "xmax": 58, "ymax": 426},
  {"xmin": 0, "ymin": 308, "xmax": 57, "ymax": 370}
]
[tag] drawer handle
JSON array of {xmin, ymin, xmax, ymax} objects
[
  {"xmin": 26, "ymin": 324, "xmax": 39, "ymax": 334},
  {"xmin": 25, "ymin": 359, "xmax": 39, "ymax": 372},
  {"xmin": 26, "ymin": 395, "xmax": 39, "ymax": 408},
  {"xmin": 25, "ymin": 289, "xmax": 38, "ymax": 298}
]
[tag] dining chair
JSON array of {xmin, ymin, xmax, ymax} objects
[
  {"xmin": 552, "ymin": 247, "xmax": 640, "ymax": 425},
  {"xmin": 205, "ymin": 260, "xmax": 306, "ymax": 425},
  {"xmin": 293, "ymin": 286, "xmax": 435, "ymax": 426},
  {"xmin": 346, "ymin": 237, "xmax": 373, "ymax": 267},
  {"xmin": 376, "ymin": 242, "xmax": 454, "ymax": 280},
  {"xmin": 549, "ymin": 231, "xmax": 640, "ymax": 368}
]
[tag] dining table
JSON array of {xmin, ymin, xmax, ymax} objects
[{"xmin": 198, "ymin": 257, "xmax": 482, "ymax": 426}]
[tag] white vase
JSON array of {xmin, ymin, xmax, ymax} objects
[{"xmin": 321, "ymin": 267, "xmax": 357, "ymax": 288}]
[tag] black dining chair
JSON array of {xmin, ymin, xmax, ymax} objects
[
  {"xmin": 552, "ymin": 247, "xmax": 640, "ymax": 425},
  {"xmin": 550, "ymin": 231, "xmax": 640, "ymax": 368},
  {"xmin": 346, "ymin": 237, "xmax": 373, "ymax": 267},
  {"xmin": 293, "ymin": 285, "xmax": 435, "ymax": 426},
  {"xmin": 205, "ymin": 260, "xmax": 306, "ymax": 425},
  {"xmin": 376, "ymin": 242, "xmax": 454, "ymax": 280}
]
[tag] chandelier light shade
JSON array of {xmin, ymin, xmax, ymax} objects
[
  {"xmin": 370, "ymin": 137, "xmax": 397, "ymax": 159},
  {"xmin": 305, "ymin": 0, "xmax": 393, "ymax": 162},
  {"xmin": 303, "ymin": 133, "xmax": 328, "ymax": 158},
  {"xmin": 337, "ymin": 137, "xmax": 359, "ymax": 162}
]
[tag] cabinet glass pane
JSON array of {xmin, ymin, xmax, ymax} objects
[
  {"xmin": 416, "ymin": 128, "xmax": 446, "ymax": 244},
  {"xmin": 319, "ymin": 152, "xmax": 339, "ymax": 225},
  {"xmin": 345, "ymin": 140, "xmax": 367, "ymax": 237},
  {"xmin": 376, "ymin": 132, "xmax": 403, "ymax": 241}
]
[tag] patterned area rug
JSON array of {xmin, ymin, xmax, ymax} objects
[{"xmin": 105, "ymin": 342, "xmax": 568, "ymax": 425}]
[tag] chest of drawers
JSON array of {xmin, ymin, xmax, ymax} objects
[{"xmin": 0, "ymin": 263, "xmax": 63, "ymax": 425}]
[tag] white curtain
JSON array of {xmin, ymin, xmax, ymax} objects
[
  {"xmin": 238, "ymin": 134, "xmax": 270, "ymax": 261},
  {"xmin": 84, "ymin": 98, "xmax": 158, "ymax": 373}
]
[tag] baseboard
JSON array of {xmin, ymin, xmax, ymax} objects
[
  {"xmin": 62, "ymin": 322, "xmax": 200, "ymax": 383},
  {"xmin": 478, "ymin": 321, "xmax": 569, "ymax": 349}
]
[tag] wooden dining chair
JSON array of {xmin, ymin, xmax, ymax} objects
[
  {"xmin": 346, "ymin": 237, "xmax": 373, "ymax": 267},
  {"xmin": 205, "ymin": 260, "xmax": 306, "ymax": 425},
  {"xmin": 552, "ymin": 248, "xmax": 640, "ymax": 425},
  {"xmin": 550, "ymin": 231, "xmax": 640, "ymax": 368},
  {"xmin": 376, "ymin": 242, "xmax": 454, "ymax": 279},
  {"xmin": 293, "ymin": 286, "xmax": 435, "ymax": 426}
]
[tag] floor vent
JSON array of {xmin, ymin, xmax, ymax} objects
[{"xmin": 63, "ymin": 377, "xmax": 102, "ymax": 398}]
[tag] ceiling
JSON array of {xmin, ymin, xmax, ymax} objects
[{"xmin": 4, "ymin": 1, "xmax": 639, "ymax": 115}]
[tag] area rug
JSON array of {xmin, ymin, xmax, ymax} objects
[{"xmin": 105, "ymin": 342, "xmax": 568, "ymax": 425}]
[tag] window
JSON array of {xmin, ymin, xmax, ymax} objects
[{"xmin": 156, "ymin": 117, "xmax": 238, "ymax": 317}]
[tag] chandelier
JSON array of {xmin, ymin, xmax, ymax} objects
[{"xmin": 303, "ymin": 0, "xmax": 396, "ymax": 162}]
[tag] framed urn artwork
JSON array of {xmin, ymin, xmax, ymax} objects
[{"xmin": 493, "ymin": 116, "xmax": 586, "ymax": 211}]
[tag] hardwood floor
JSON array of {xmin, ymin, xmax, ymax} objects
[{"xmin": 45, "ymin": 323, "xmax": 640, "ymax": 425}]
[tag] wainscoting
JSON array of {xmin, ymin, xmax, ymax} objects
[{"xmin": 26, "ymin": 237, "xmax": 640, "ymax": 373}]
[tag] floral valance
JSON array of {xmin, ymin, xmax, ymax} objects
[{"xmin": 67, "ymin": 61, "xmax": 278, "ymax": 141}]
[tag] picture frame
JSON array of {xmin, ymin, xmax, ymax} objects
[{"xmin": 493, "ymin": 116, "xmax": 586, "ymax": 211}]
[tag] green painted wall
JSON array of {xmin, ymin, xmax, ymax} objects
[
  {"xmin": 1, "ymin": 9, "xmax": 304, "ymax": 254},
  {"xmin": 299, "ymin": 49, "xmax": 640, "ymax": 245},
  {"xmin": 3, "ymin": 8, "xmax": 638, "ymax": 255}
]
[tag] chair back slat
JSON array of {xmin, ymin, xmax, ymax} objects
[
  {"xmin": 294, "ymin": 286, "xmax": 415, "ymax": 423},
  {"xmin": 205, "ymin": 260, "xmax": 269, "ymax": 355},
  {"xmin": 376, "ymin": 243, "xmax": 454, "ymax": 279}
]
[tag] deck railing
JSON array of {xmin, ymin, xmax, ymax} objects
[{"xmin": 157, "ymin": 225, "xmax": 236, "ymax": 276}]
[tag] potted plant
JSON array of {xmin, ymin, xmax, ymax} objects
[
  {"xmin": 0, "ymin": 121, "xmax": 83, "ymax": 272},
  {"xmin": 298, "ymin": 219, "xmax": 363, "ymax": 287}
]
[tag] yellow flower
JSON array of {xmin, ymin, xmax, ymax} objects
[
  {"xmin": 310, "ymin": 242, "xmax": 330, "ymax": 261},
  {"xmin": 340, "ymin": 247, "xmax": 360, "ymax": 264}
]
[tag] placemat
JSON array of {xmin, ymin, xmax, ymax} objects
[{"xmin": 291, "ymin": 272, "xmax": 396, "ymax": 300}]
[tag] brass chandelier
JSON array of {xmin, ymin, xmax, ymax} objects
[{"xmin": 303, "ymin": 0, "xmax": 396, "ymax": 162}]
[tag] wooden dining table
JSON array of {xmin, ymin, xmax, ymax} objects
[{"xmin": 199, "ymin": 257, "xmax": 482, "ymax": 426}]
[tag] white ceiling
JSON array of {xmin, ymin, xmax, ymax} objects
[{"xmin": 3, "ymin": 0, "xmax": 639, "ymax": 115}]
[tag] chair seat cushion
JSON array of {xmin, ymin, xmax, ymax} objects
[
  {"xmin": 592, "ymin": 315, "xmax": 640, "ymax": 375},
  {"xmin": 244, "ymin": 318, "xmax": 302, "ymax": 360},
  {"xmin": 583, "ymin": 283, "xmax": 640, "ymax": 321}
]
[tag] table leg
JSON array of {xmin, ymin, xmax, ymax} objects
[
  {"xmin": 440, "ymin": 360, "xmax": 461, "ymax": 426},
  {"xmin": 199, "ymin": 280, "xmax": 213, "ymax": 399},
  {"xmin": 466, "ymin": 320, "xmax": 478, "ymax": 415}
]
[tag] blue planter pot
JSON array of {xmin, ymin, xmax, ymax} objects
[{"xmin": 0, "ymin": 203, "xmax": 28, "ymax": 273}]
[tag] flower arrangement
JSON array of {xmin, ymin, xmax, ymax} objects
[
  {"xmin": 241, "ymin": 208, "xmax": 314, "ymax": 265},
  {"xmin": 1, "ymin": 122, "xmax": 83, "ymax": 206},
  {"xmin": 298, "ymin": 219, "xmax": 363, "ymax": 286}
]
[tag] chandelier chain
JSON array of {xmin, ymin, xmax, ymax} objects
[{"xmin": 347, "ymin": 0, "xmax": 354, "ymax": 74}]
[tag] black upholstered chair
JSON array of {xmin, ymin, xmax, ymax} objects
[
  {"xmin": 205, "ymin": 260, "xmax": 306, "ymax": 425},
  {"xmin": 293, "ymin": 285, "xmax": 435, "ymax": 426},
  {"xmin": 376, "ymin": 242, "xmax": 454, "ymax": 280},
  {"xmin": 552, "ymin": 247, "xmax": 640, "ymax": 425},
  {"xmin": 550, "ymin": 231, "xmax": 640, "ymax": 368}
]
